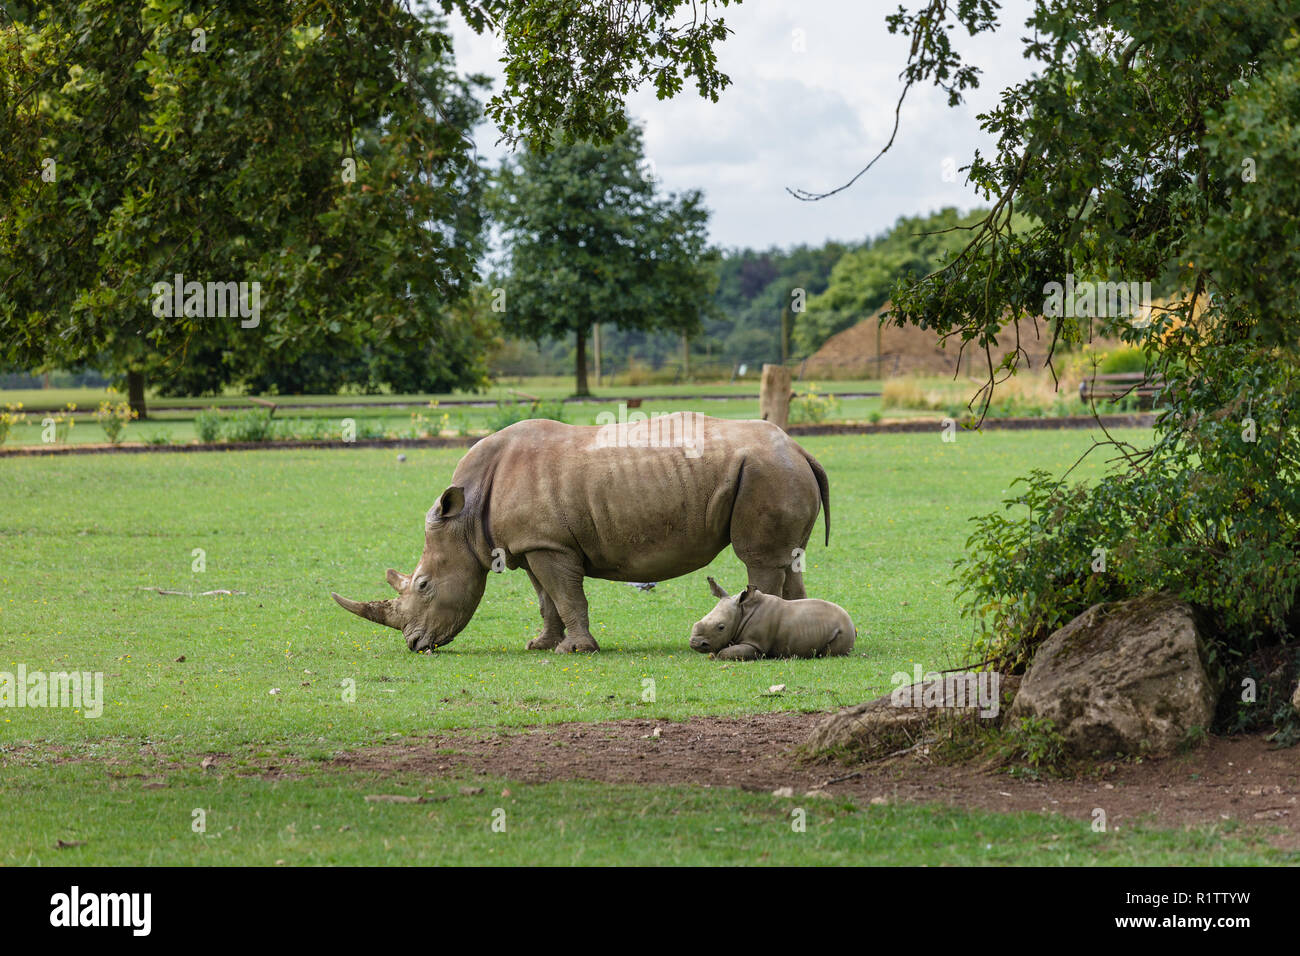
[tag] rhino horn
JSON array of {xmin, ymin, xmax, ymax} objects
[{"xmin": 331, "ymin": 592, "xmax": 402, "ymax": 629}]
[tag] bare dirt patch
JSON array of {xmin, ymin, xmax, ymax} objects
[{"xmin": 334, "ymin": 713, "xmax": 1300, "ymax": 847}]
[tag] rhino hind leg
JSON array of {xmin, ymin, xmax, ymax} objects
[
  {"xmin": 524, "ymin": 568, "xmax": 565, "ymax": 651},
  {"xmin": 781, "ymin": 569, "xmax": 806, "ymax": 600},
  {"xmin": 730, "ymin": 461, "xmax": 820, "ymax": 597},
  {"xmin": 525, "ymin": 550, "xmax": 600, "ymax": 654},
  {"xmin": 738, "ymin": 540, "xmax": 812, "ymax": 599},
  {"xmin": 743, "ymin": 565, "xmax": 786, "ymax": 596}
]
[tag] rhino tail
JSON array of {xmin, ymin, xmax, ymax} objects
[{"xmin": 803, "ymin": 451, "xmax": 830, "ymax": 546}]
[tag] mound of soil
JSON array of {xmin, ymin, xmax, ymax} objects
[
  {"xmin": 335, "ymin": 713, "xmax": 1300, "ymax": 848},
  {"xmin": 802, "ymin": 305, "xmax": 1062, "ymax": 378}
]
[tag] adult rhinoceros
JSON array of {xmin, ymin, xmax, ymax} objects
[{"xmin": 331, "ymin": 412, "xmax": 830, "ymax": 653}]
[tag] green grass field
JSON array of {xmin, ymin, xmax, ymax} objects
[
  {"xmin": 3, "ymin": 764, "xmax": 1276, "ymax": 865},
  {"xmin": 5, "ymin": 425, "xmax": 1282, "ymax": 864}
]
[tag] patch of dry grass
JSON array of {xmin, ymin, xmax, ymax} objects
[{"xmin": 881, "ymin": 372, "xmax": 1081, "ymax": 417}]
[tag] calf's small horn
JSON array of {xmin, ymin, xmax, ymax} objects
[{"xmin": 331, "ymin": 592, "xmax": 400, "ymax": 629}]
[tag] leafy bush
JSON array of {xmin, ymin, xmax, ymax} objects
[
  {"xmin": 957, "ymin": 469, "xmax": 1133, "ymax": 671},
  {"xmin": 270, "ymin": 417, "xmax": 333, "ymax": 441},
  {"xmin": 0, "ymin": 402, "xmax": 28, "ymax": 444},
  {"xmin": 1217, "ymin": 646, "xmax": 1300, "ymax": 745},
  {"xmin": 269, "ymin": 418, "xmax": 295, "ymax": 440},
  {"xmin": 407, "ymin": 404, "xmax": 453, "ymax": 439},
  {"xmin": 1098, "ymin": 346, "xmax": 1148, "ymax": 375},
  {"xmin": 226, "ymin": 409, "xmax": 275, "ymax": 442},
  {"xmin": 487, "ymin": 399, "xmax": 566, "ymax": 432},
  {"xmin": 194, "ymin": 409, "xmax": 223, "ymax": 443},
  {"xmin": 533, "ymin": 400, "xmax": 567, "ymax": 423},
  {"xmin": 1001, "ymin": 716, "xmax": 1068, "ymax": 776},
  {"xmin": 789, "ymin": 383, "xmax": 840, "ymax": 424},
  {"xmin": 486, "ymin": 400, "xmax": 530, "ymax": 432},
  {"xmin": 354, "ymin": 420, "xmax": 389, "ymax": 440},
  {"xmin": 958, "ymin": 347, "xmax": 1300, "ymax": 685},
  {"xmin": 44, "ymin": 403, "xmax": 77, "ymax": 443},
  {"xmin": 296, "ymin": 418, "xmax": 333, "ymax": 441},
  {"xmin": 94, "ymin": 400, "xmax": 137, "ymax": 443}
]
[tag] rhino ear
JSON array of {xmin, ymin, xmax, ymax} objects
[
  {"xmin": 736, "ymin": 585, "xmax": 758, "ymax": 605},
  {"xmin": 386, "ymin": 568, "xmax": 410, "ymax": 593},
  {"xmin": 427, "ymin": 486, "xmax": 465, "ymax": 528},
  {"xmin": 707, "ymin": 576, "xmax": 729, "ymax": 599}
]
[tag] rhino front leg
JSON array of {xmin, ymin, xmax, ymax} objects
[
  {"xmin": 524, "ymin": 568, "xmax": 565, "ymax": 651},
  {"xmin": 525, "ymin": 550, "xmax": 599, "ymax": 653},
  {"xmin": 716, "ymin": 643, "xmax": 762, "ymax": 661}
]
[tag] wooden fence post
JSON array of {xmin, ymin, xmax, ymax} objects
[{"xmin": 760, "ymin": 363, "xmax": 793, "ymax": 431}]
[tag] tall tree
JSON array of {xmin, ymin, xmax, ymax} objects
[
  {"xmin": 1, "ymin": 1, "xmax": 739, "ymax": 408},
  {"xmin": 493, "ymin": 126, "xmax": 718, "ymax": 396},
  {"xmin": 0, "ymin": 1, "xmax": 498, "ymax": 413}
]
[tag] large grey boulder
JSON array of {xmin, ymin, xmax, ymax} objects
[{"xmin": 1009, "ymin": 593, "xmax": 1223, "ymax": 756}]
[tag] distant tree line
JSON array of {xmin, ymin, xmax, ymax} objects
[{"xmin": 514, "ymin": 207, "xmax": 1000, "ymax": 380}]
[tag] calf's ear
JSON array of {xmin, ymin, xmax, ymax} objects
[
  {"xmin": 707, "ymin": 576, "xmax": 729, "ymax": 599},
  {"xmin": 736, "ymin": 585, "xmax": 759, "ymax": 605}
]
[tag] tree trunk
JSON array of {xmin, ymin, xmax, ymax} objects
[
  {"xmin": 574, "ymin": 328, "xmax": 590, "ymax": 397},
  {"xmin": 593, "ymin": 323, "xmax": 602, "ymax": 385},
  {"xmin": 127, "ymin": 369, "xmax": 148, "ymax": 420},
  {"xmin": 760, "ymin": 363, "xmax": 792, "ymax": 431}
]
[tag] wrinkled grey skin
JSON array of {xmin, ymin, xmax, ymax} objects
[
  {"xmin": 689, "ymin": 577, "xmax": 855, "ymax": 660},
  {"xmin": 333, "ymin": 413, "xmax": 830, "ymax": 654}
]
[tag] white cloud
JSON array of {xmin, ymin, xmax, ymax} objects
[{"xmin": 448, "ymin": 0, "xmax": 1039, "ymax": 249}]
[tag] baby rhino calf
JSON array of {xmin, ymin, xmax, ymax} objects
[{"xmin": 689, "ymin": 577, "xmax": 855, "ymax": 660}]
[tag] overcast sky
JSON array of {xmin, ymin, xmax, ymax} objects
[{"xmin": 448, "ymin": 0, "xmax": 1040, "ymax": 253}]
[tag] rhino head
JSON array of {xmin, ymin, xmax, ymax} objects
[
  {"xmin": 688, "ymin": 577, "xmax": 755, "ymax": 654},
  {"xmin": 331, "ymin": 486, "xmax": 489, "ymax": 652}
]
